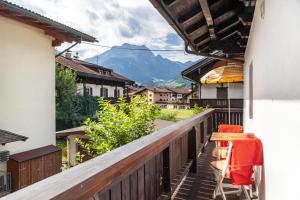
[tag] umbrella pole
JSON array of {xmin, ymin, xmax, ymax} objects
[{"xmin": 228, "ymin": 82, "xmax": 231, "ymax": 124}]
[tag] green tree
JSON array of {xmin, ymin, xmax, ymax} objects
[
  {"xmin": 56, "ymin": 63, "xmax": 78, "ymax": 124},
  {"xmin": 77, "ymin": 96, "xmax": 160, "ymax": 158}
]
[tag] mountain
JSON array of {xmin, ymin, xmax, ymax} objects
[{"xmin": 86, "ymin": 43, "xmax": 198, "ymax": 87}]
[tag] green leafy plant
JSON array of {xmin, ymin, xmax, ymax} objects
[
  {"xmin": 77, "ymin": 96, "xmax": 160, "ymax": 158},
  {"xmin": 192, "ymin": 104, "xmax": 208, "ymax": 115}
]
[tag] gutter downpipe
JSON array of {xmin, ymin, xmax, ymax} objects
[{"xmin": 184, "ymin": 44, "xmax": 244, "ymax": 65}]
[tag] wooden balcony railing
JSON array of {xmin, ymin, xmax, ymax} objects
[
  {"xmin": 4, "ymin": 108, "xmax": 243, "ymax": 200},
  {"xmin": 190, "ymin": 98, "xmax": 244, "ymax": 108}
]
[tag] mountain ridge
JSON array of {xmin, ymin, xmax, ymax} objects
[{"xmin": 86, "ymin": 43, "xmax": 198, "ymax": 87}]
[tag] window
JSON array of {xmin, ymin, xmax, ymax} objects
[
  {"xmin": 100, "ymin": 87, "xmax": 108, "ymax": 97},
  {"xmin": 160, "ymin": 99, "xmax": 162, "ymax": 101},
  {"xmin": 160, "ymin": 94, "xmax": 162, "ymax": 97},
  {"xmin": 149, "ymin": 99, "xmax": 153, "ymax": 102},
  {"xmin": 149, "ymin": 94, "xmax": 152, "ymax": 97},
  {"xmin": 249, "ymin": 62, "xmax": 253, "ymax": 119},
  {"xmin": 217, "ymin": 87, "xmax": 228, "ymax": 99},
  {"xmin": 177, "ymin": 94, "xmax": 182, "ymax": 98},
  {"xmin": 114, "ymin": 89, "xmax": 120, "ymax": 97},
  {"xmin": 84, "ymin": 86, "xmax": 93, "ymax": 96}
]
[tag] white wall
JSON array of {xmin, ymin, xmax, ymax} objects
[
  {"xmin": 0, "ymin": 16, "xmax": 55, "ymax": 155},
  {"xmin": 244, "ymin": 1, "xmax": 300, "ymax": 199},
  {"xmin": 77, "ymin": 83, "xmax": 124, "ymax": 97},
  {"xmin": 201, "ymin": 83, "xmax": 243, "ymax": 99}
]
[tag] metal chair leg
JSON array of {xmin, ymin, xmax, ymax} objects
[
  {"xmin": 250, "ymin": 184, "xmax": 253, "ymax": 198},
  {"xmin": 242, "ymin": 185, "xmax": 251, "ymax": 200},
  {"xmin": 213, "ymin": 186, "xmax": 218, "ymax": 199},
  {"xmin": 219, "ymin": 183, "xmax": 227, "ymax": 200}
]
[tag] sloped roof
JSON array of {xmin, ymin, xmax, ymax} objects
[
  {"xmin": 9, "ymin": 145, "xmax": 60, "ymax": 162},
  {"xmin": 0, "ymin": 129, "xmax": 27, "ymax": 145},
  {"xmin": 0, "ymin": 0, "xmax": 97, "ymax": 46},
  {"xmin": 150, "ymin": 0, "xmax": 255, "ymax": 57},
  {"xmin": 167, "ymin": 88, "xmax": 191, "ymax": 94},
  {"xmin": 134, "ymin": 87, "xmax": 172, "ymax": 94},
  {"xmin": 57, "ymin": 56, "xmax": 134, "ymax": 84}
]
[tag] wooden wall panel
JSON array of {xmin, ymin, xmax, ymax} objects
[
  {"xmin": 8, "ymin": 148, "xmax": 61, "ymax": 191},
  {"xmin": 121, "ymin": 176, "xmax": 130, "ymax": 200},
  {"xmin": 19, "ymin": 161, "xmax": 31, "ymax": 189},
  {"xmin": 98, "ymin": 190, "xmax": 110, "ymax": 200},
  {"xmin": 137, "ymin": 166, "xmax": 145, "ymax": 200},
  {"xmin": 31, "ymin": 158, "xmax": 44, "ymax": 184},
  {"xmin": 110, "ymin": 182, "xmax": 121, "ymax": 200},
  {"xmin": 130, "ymin": 171, "xmax": 138, "ymax": 200}
]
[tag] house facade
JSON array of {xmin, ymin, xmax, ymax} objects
[
  {"xmin": 182, "ymin": 59, "xmax": 244, "ymax": 108},
  {"xmin": 243, "ymin": 2, "xmax": 300, "ymax": 199},
  {"xmin": 56, "ymin": 55, "xmax": 133, "ymax": 100},
  {"xmin": 135, "ymin": 87, "xmax": 191, "ymax": 109},
  {"xmin": 168, "ymin": 88, "xmax": 192, "ymax": 103},
  {"xmin": 0, "ymin": 0, "xmax": 96, "ymax": 192},
  {"xmin": 150, "ymin": 0, "xmax": 300, "ymax": 199}
]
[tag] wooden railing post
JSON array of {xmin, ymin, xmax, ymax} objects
[
  {"xmin": 162, "ymin": 147, "xmax": 171, "ymax": 193},
  {"xmin": 188, "ymin": 127, "xmax": 197, "ymax": 173}
]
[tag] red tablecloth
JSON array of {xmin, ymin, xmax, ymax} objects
[
  {"xmin": 230, "ymin": 138, "xmax": 263, "ymax": 185},
  {"xmin": 218, "ymin": 124, "xmax": 242, "ymax": 147}
]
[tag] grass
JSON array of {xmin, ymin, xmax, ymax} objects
[{"xmin": 159, "ymin": 109, "xmax": 195, "ymax": 121}]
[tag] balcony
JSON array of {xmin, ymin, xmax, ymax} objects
[
  {"xmin": 190, "ymin": 99, "xmax": 244, "ymax": 109},
  {"xmin": 5, "ymin": 108, "xmax": 243, "ymax": 200}
]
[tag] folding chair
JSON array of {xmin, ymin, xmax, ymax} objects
[
  {"xmin": 212, "ymin": 124, "xmax": 243, "ymax": 160},
  {"xmin": 210, "ymin": 141, "xmax": 251, "ymax": 200}
]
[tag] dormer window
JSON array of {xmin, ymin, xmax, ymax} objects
[
  {"xmin": 98, "ymin": 69, "xmax": 103, "ymax": 74},
  {"xmin": 103, "ymin": 71, "xmax": 110, "ymax": 76}
]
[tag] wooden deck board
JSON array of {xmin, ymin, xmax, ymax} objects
[{"xmin": 171, "ymin": 143, "xmax": 244, "ymax": 200}]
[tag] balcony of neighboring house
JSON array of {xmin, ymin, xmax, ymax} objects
[{"xmin": 183, "ymin": 59, "xmax": 244, "ymax": 111}]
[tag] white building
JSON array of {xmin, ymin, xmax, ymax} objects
[
  {"xmin": 0, "ymin": 0, "xmax": 96, "ymax": 192},
  {"xmin": 200, "ymin": 83, "xmax": 243, "ymax": 99},
  {"xmin": 152, "ymin": 0, "xmax": 300, "ymax": 198},
  {"xmin": 57, "ymin": 56, "xmax": 134, "ymax": 99}
]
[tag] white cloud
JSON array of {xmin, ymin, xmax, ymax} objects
[{"xmin": 8, "ymin": 0, "xmax": 199, "ymax": 62}]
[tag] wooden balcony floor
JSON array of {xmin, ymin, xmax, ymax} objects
[{"xmin": 171, "ymin": 142, "xmax": 244, "ymax": 200}]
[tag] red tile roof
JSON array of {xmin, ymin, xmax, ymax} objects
[
  {"xmin": 134, "ymin": 87, "xmax": 172, "ymax": 94},
  {"xmin": 167, "ymin": 88, "xmax": 192, "ymax": 94}
]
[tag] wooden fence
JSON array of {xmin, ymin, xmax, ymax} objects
[{"xmin": 4, "ymin": 108, "xmax": 242, "ymax": 200}]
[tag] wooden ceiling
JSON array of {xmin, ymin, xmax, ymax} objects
[
  {"xmin": 0, "ymin": 0, "xmax": 97, "ymax": 46},
  {"xmin": 150, "ymin": 0, "xmax": 256, "ymax": 57}
]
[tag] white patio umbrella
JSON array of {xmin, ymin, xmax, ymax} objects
[{"xmin": 200, "ymin": 65, "xmax": 243, "ymax": 124}]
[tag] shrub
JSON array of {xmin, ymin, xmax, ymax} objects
[
  {"xmin": 77, "ymin": 96, "xmax": 160, "ymax": 158},
  {"xmin": 192, "ymin": 104, "xmax": 208, "ymax": 115}
]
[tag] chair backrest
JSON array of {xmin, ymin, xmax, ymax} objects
[
  {"xmin": 221, "ymin": 141, "xmax": 233, "ymax": 178},
  {"xmin": 218, "ymin": 124, "xmax": 242, "ymax": 133}
]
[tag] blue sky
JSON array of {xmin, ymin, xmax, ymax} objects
[{"xmin": 8, "ymin": 0, "xmax": 199, "ymax": 62}]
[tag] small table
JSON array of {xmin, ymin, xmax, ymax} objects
[{"xmin": 210, "ymin": 132, "xmax": 251, "ymax": 141}]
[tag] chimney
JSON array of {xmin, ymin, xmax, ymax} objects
[{"xmin": 65, "ymin": 51, "xmax": 72, "ymax": 58}]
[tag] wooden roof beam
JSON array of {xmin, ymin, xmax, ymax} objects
[{"xmin": 199, "ymin": 0, "xmax": 217, "ymax": 40}]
